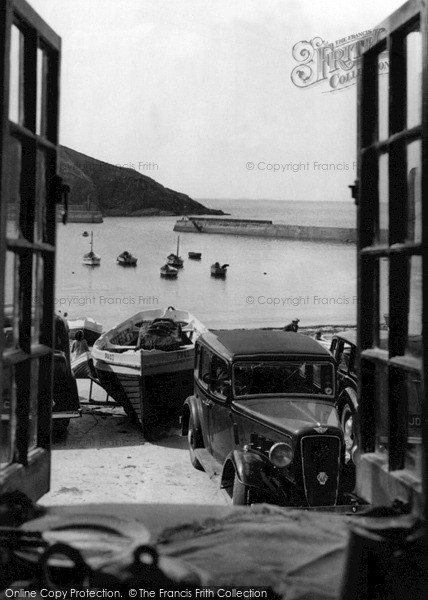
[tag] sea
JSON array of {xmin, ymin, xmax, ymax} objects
[{"xmin": 56, "ymin": 199, "xmax": 357, "ymax": 332}]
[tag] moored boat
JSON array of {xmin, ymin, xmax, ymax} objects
[
  {"xmin": 82, "ymin": 231, "xmax": 101, "ymax": 266},
  {"xmin": 117, "ymin": 250, "xmax": 137, "ymax": 266},
  {"xmin": 167, "ymin": 236, "xmax": 184, "ymax": 268},
  {"xmin": 160, "ymin": 264, "xmax": 178, "ymax": 278},
  {"xmin": 68, "ymin": 316, "xmax": 103, "ymax": 345},
  {"xmin": 188, "ymin": 252, "xmax": 201, "ymax": 259},
  {"xmin": 211, "ymin": 262, "xmax": 229, "ymax": 277},
  {"xmin": 91, "ymin": 307, "xmax": 208, "ymax": 430},
  {"xmin": 82, "ymin": 231, "xmax": 89, "ymax": 237}
]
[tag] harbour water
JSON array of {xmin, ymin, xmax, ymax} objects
[{"xmin": 56, "ymin": 199, "xmax": 357, "ymax": 332}]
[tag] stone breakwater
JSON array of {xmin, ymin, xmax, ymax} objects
[{"xmin": 174, "ymin": 216, "xmax": 357, "ymax": 243}]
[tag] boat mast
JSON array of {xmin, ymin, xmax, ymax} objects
[
  {"xmin": 90, "ymin": 231, "xmax": 93, "ymax": 253},
  {"xmin": 176, "ymin": 235, "xmax": 180, "ymax": 257}
]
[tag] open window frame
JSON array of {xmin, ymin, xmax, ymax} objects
[
  {"xmin": 355, "ymin": 0, "xmax": 427, "ymax": 517},
  {"xmin": 0, "ymin": 0, "xmax": 61, "ymax": 501}
]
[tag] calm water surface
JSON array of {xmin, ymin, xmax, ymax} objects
[{"xmin": 56, "ymin": 200, "xmax": 357, "ymax": 331}]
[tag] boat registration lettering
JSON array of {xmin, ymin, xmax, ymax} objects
[{"xmin": 105, "ymin": 352, "xmax": 115, "ymax": 362}]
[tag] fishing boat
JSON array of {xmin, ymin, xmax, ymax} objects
[
  {"xmin": 188, "ymin": 252, "xmax": 201, "ymax": 259},
  {"xmin": 167, "ymin": 236, "xmax": 184, "ymax": 268},
  {"xmin": 160, "ymin": 264, "xmax": 178, "ymax": 278},
  {"xmin": 117, "ymin": 250, "xmax": 137, "ymax": 266},
  {"xmin": 211, "ymin": 262, "xmax": 229, "ymax": 277},
  {"xmin": 91, "ymin": 307, "xmax": 208, "ymax": 429},
  {"xmin": 68, "ymin": 316, "xmax": 103, "ymax": 345},
  {"xmin": 82, "ymin": 231, "xmax": 101, "ymax": 266},
  {"xmin": 82, "ymin": 231, "xmax": 89, "ymax": 237},
  {"xmin": 70, "ymin": 351, "xmax": 96, "ymax": 379}
]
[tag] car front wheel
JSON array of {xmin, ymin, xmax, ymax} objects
[
  {"xmin": 188, "ymin": 413, "xmax": 203, "ymax": 471},
  {"xmin": 232, "ymin": 473, "xmax": 251, "ymax": 506}
]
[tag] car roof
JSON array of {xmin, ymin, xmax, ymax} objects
[
  {"xmin": 199, "ymin": 330, "xmax": 332, "ymax": 360},
  {"xmin": 333, "ymin": 330, "xmax": 357, "ymax": 345},
  {"xmin": 333, "ymin": 329, "xmax": 389, "ymax": 349}
]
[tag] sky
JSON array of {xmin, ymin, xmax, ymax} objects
[{"xmin": 30, "ymin": 0, "xmax": 406, "ymax": 201}]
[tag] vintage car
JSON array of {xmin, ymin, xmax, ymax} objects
[
  {"xmin": 329, "ymin": 330, "xmax": 359, "ymax": 460},
  {"xmin": 330, "ymin": 330, "xmax": 422, "ymax": 464},
  {"xmin": 182, "ymin": 329, "xmax": 350, "ymax": 507}
]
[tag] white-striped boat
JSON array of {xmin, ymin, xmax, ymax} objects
[
  {"xmin": 68, "ymin": 316, "xmax": 103, "ymax": 345},
  {"xmin": 91, "ymin": 307, "xmax": 208, "ymax": 429}
]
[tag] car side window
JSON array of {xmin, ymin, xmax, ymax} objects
[
  {"xmin": 330, "ymin": 338, "xmax": 337, "ymax": 356},
  {"xmin": 199, "ymin": 346, "xmax": 211, "ymax": 388},
  {"xmin": 210, "ymin": 355, "xmax": 229, "ymax": 400},
  {"xmin": 338, "ymin": 342, "xmax": 352, "ymax": 373}
]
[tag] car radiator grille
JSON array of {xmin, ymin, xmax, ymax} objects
[{"xmin": 300, "ymin": 435, "xmax": 341, "ymax": 506}]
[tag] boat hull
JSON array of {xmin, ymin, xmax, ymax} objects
[
  {"xmin": 91, "ymin": 307, "xmax": 207, "ymax": 430},
  {"xmin": 211, "ymin": 268, "xmax": 227, "ymax": 277},
  {"xmin": 117, "ymin": 255, "xmax": 137, "ymax": 266},
  {"xmin": 83, "ymin": 257, "xmax": 101, "ymax": 266},
  {"xmin": 93, "ymin": 359, "xmax": 193, "ymax": 426}
]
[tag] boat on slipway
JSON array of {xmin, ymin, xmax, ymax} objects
[
  {"xmin": 68, "ymin": 316, "xmax": 103, "ymax": 345},
  {"xmin": 91, "ymin": 307, "xmax": 208, "ymax": 430}
]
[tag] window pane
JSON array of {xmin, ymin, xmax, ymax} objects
[
  {"xmin": 405, "ymin": 368, "xmax": 422, "ymax": 475},
  {"xmin": 406, "ymin": 31, "xmax": 422, "ymax": 129},
  {"xmin": 6, "ymin": 136, "xmax": 22, "ymax": 238},
  {"xmin": 28, "ymin": 360, "xmax": 39, "ymax": 451},
  {"xmin": 8, "ymin": 25, "xmax": 23, "ymax": 124},
  {"xmin": 378, "ymin": 258, "xmax": 389, "ymax": 347},
  {"xmin": 406, "ymin": 141, "xmax": 421, "ymax": 243},
  {"xmin": 407, "ymin": 255, "xmax": 422, "ymax": 358},
  {"xmin": 36, "ymin": 48, "xmax": 49, "ymax": 136},
  {"xmin": 35, "ymin": 150, "xmax": 48, "ymax": 243},
  {"xmin": 4, "ymin": 251, "xmax": 20, "ymax": 351},
  {"xmin": 378, "ymin": 153, "xmax": 388, "ymax": 242},
  {"xmin": 378, "ymin": 51, "xmax": 389, "ymax": 140},
  {"xmin": 0, "ymin": 366, "xmax": 17, "ymax": 468},
  {"xmin": 375, "ymin": 364, "xmax": 389, "ymax": 454},
  {"xmin": 31, "ymin": 254, "xmax": 44, "ymax": 344}
]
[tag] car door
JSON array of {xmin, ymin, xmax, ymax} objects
[
  {"xmin": 207, "ymin": 354, "xmax": 235, "ymax": 463},
  {"xmin": 194, "ymin": 344, "xmax": 213, "ymax": 452}
]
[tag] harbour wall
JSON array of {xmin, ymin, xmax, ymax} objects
[
  {"xmin": 174, "ymin": 217, "xmax": 357, "ymax": 243},
  {"xmin": 56, "ymin": 207, "xmax": 104, "ymax": 223}
]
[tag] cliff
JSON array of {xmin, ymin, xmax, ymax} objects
[{"xmin": 59, "ymin": 146, "xmax": 224, "ymax": 219}]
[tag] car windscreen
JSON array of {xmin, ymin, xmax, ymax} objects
[{"xmin": 233, "ymin": 361, "xmax": 335, "ymax": 397}]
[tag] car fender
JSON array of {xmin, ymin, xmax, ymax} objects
[
  {"xmin": 181, "ymin": 395, "xmax": 201, "ymax": 435},
  {"xmin": 339, "ymin": 386, "xmax": 358, "ymax": 413},
  {"xmin": 222, "ymin": 450, "xmax": 284, "ymax": 500}
]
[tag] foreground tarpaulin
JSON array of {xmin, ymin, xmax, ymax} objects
[{"xmin": 22, "ymin": 503, "xmax": 350, "ymax": 599}]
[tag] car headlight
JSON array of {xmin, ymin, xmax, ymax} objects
[{"xmin": 269, "ymin": 442, "xmax": 293, "ymax": 468}]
